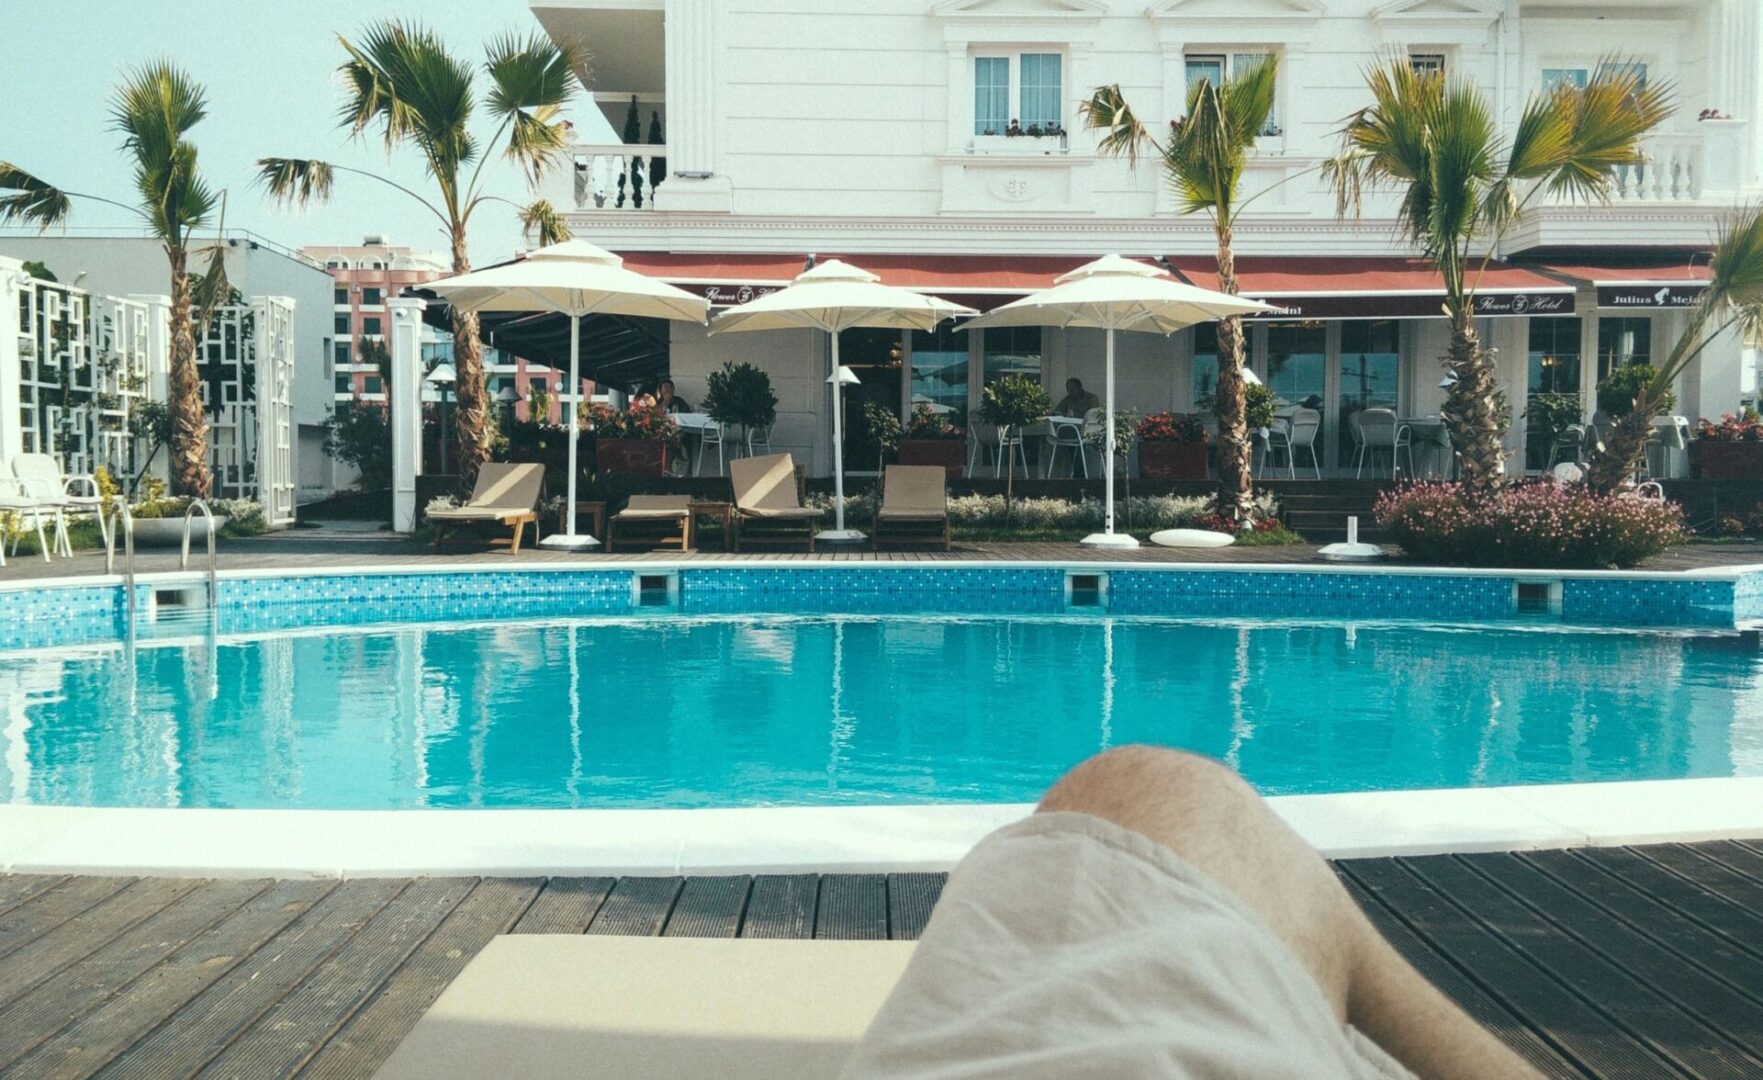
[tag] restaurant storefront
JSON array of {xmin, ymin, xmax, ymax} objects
[{"xmin": 569, "ymin": 251, "xmax": 1726, "ymax": 479}]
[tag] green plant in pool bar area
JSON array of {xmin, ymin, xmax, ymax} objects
[
  {"xmin": 904, "ymin": 404, "xmax": 964, "ymax": 440},
  {"xmin": 1695, "ymin": 408, "xmax": 1763, "ymax": 441},
  {"xmin": 1596, "ymin": 362, "xmax": 1674, "ymax": 419},
  {"xmin": 1137, "ymin": 412, "xmax": 1207, "ymax": 443}
]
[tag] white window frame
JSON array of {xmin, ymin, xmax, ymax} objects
[
  {"xmin": 1182, "ymin": 51, "xmax": 1281, "ymax": 137},
  {"xmin": 1409, "ymin": 52, "xmax": 1446, "ymax": 77},
  {"xmin": 970, "ymin": 49, "xmax": 1068, "ymax": 141}
]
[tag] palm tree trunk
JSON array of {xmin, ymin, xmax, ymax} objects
[
  {"xmin": 1440, "ymin": 307, "xmax": 1504, "ymax": 494},
  {"xmin": 1587, "ymin": 394, "xmax": 1657, "ymax": 493},
  {"xmin": 166, "ymin": 248, "xmax": 211, "ymax": 498},
  {"xmin": 1212, "ymin": 227, "xmax": 1255, "ymax": 524},
  {"xmin": 448, "ymin": 230, "xmax": 491, "ymax": 492}
]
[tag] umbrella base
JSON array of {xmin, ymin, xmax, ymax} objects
[
  {"xmin": 538, "ymin": 533, "xmax": 603, "ymax": 552},
  {"xmin": 815, "ymin": 528, "xmax": 869, "ymax": 545},
  {"xmin": 1079, "ymin": 531, "xmax": 1140, "ymax": 549}
]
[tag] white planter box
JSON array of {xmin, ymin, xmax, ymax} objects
[{"xmin": 130, "ymin": 516, "xmax": 229, "ymax": 548}]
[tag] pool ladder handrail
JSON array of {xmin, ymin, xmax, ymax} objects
[
  {"xmin": 181, "ymin": 499, "xmax": 218, "ymax": 607},
  {"xmin": 104, "ymin": 502, "xmax": 136, "ymax": 623}
]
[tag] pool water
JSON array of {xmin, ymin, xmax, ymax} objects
[{"xmin": 4, "ymin": 614, "xmax": 1761, "ymax": 809}]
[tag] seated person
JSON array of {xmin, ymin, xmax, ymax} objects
[
  {"xmin": 655, "ymin": 378, "xmax": 692, "ymax": 414},
  {"xmin": 1054, "ymin": 378, "xmax": 1101, "ymax": 418},
  {"xmin": 841, "ymin": 746, "xmax": 1539, "ymax": 1080}
]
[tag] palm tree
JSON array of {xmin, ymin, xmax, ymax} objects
[
  {"xmin": 1, "ymin": 63, "xmax": 230, "ymax": 497},
  {"xmin": 1324, "ymin": 59, "xmax": 1670, "ymax": 492},
  {"xmin": 1587, "ymin": 208, "xmax": 1763, "ymax": 491},
  {"xmin": 1081, "ymin": 60, "xmax": 1276, "ymax": 525},
  {"xmin": 258, "ymin": 22, "xmax": 578, "ymax": 489}
]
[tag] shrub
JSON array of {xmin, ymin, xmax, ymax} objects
[
  {"xmin": 857, "ymin": 402, "xmax": 903, "ymax": 464},
  {"xmin": 324, "ymin": 402, "xmax": 392, "ymax": 491},
  {"xmin": 1596, "ymin": 362, "xmax": 1673, "ymax": 418},
  {"xmin": 1239, "ymin": 383, "xmax": 1277, "ymax": 429},
  {"xmin": 803, "ymin": 491, "xmax": 1220, "ymax": 532},
  {"xmin": 1525, "ymin": 391, "xmax": 1583, "ymax": 448},
  {"xmin": 903, "ymin": 404, "xmax": 964, "ymax": 440},
  {"xmin": 1137, "ymin": 412, "xmax": 1206, "ymax": 443},
  {"xmin": 1695, "ymin": 408, "xmax": 1763, "ymax": 442},
  {"xmin": 1375, "ymin": 481, "xmax": 1683, "ymax": 568},
  {"xmin": 586, "ymin": 394, "xmax": 680, "ymax": 445},
  {"xmin": 702, "ymin": 361, "xmax": 778, "ymax": 432}
]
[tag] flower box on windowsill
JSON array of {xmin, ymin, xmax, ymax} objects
[{"xmin": 970, "ymin": 134, "xmax": 1068, "ymax": 153}]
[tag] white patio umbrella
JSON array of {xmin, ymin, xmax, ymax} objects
[
  {"xmin": 424, "ymin": 239, "xmax": 709, "ymax": 550},
  {"xmin": 960, "ymin": 255, "xmax": 1274, "ymax": 548},
  {"xmin": 710, "ymin": 259, "xmax": 978, "ymax": 542}
]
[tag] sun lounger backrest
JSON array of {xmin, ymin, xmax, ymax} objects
[
  {"xmin": 881, "ymin": 466, "xmax": 947, "ymax": 514},
  {"xmin": 466, "ymin": 462, "xmax": 544, "ymax": 512},
  {"xmin": 731, "ymin": 454, "xmax": 802, "ymax": 512}
]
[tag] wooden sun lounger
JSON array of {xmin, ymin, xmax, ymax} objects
[
  {"xmin": 374, "ymin": 935, "xmax": 915, "ymax": 1080},
  {"xmin": 607, "ymin": 494, "xmax": 694, "ymax": 552},
  {"xmin": 730, "ymin": 453, "xmax": 822, "ymax": 552},
  {"xmin": 427, "ymin": 462, "xmax": 545, "ymax": 553},
  {"xmin": 873, "ymin": 464, "xmax": 950, "ymax": 550}
]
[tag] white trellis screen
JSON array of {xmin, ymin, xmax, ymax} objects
[
  {"xmin": 196, "ymin": 298, "xmax": 296, "ymax": 524},
  {"xmin": 16, "ymin": 278, "xmax": 152, "ymax": 484}
]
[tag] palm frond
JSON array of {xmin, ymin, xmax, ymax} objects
[
  {"xmin": 113, "ymin": 62, "xmax": 214, "ymax": 247},
  {"xmin": 1705, "ymin": 205, "xmax": 1763, "ymax": 334},
  {"xmin": 339, "ymin": 21, "xmax": 477, "ymax": 188},
  {"xmin": 1079, "ymin": 84, "xmax": 1158, "ymax": 165},
  {"xmin": 1164, "ymin": 56, "xmax": 1277, "ymax": 222},
  {"xmin": 1505, "ymin": 57, "xmax": 1673, "ymax": 205},
  {"xmin": 485, "ymin": 32, "xmax": 577, "ymax": 182},
  {"xmin": 255, "ymin": 158, "xmax": 335, "ymax": 208},
  {"xmin": 518, "ymin": 198, "xmax": 571, "ymax": 246},
  {"xmin": 0, "ymin": 162, "xmax": 73, "ymax": 229}
]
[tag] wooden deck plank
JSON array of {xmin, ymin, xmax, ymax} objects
[
  {"xmin": 9, "ymin": 879, "xmax": 335, "ymax": 1080},
  {"xmin": 1690, "ymin": 840, "xmax": 1763, "ymax": 885},
  {"xmin": 885, "ymin": 873, "xmax": 943, "ymax": 941},
  {"xmin": 92, "ymin": 878, "xmax": 408, "ymax": 1080},
  {"xmin": 0, "ymin": 876, "xmax": 135, "ymax": 962},
  {"xmin": 1563, "ymin": 847, "xmax": 1763, "ymax": 958},
  {"xmin": 1408, "ymin": 854, "xmax": 1756, "ymax": 1079},
  {"xmin": 1339, "ymin": 859, "xmax": 1680, "ymax": 1079},
  {"xmin": 293, "ymin": 878, "xmax": 542, "ymax": 1080},
  {"xmin": 1629, "ymin": 844, "xmax": 1763, "ymax": 920},
  {"xmin": 0, "ymin": 874, "xmax": 67, "ymax": 918},
  {"xmin": 1459, "ymin": 853, "xmax": 1763, "ymax": 1066},
  {"xmin": 1522, "ymin": 850, "xmax": 1763, "ymax": 1006},
  {"xmin": 1339, "ymin": 874, "xmax": 1587, "ymax": 1079},
  {"xmin": 584, "ymin": 876, "xmax": 683, "ymax": 937},
  {"xmin": 193, "ymin": 877, "xmax": 481, "ymax": 1080},
  {"xmin": 509, "ymin": 877, "xmax": 616, "ymax": 935},
  {"xmin": 739, "ymin": 874, "xmax": 819, "ymax": 939},
  {"xmin": 815, "ymin": 874, "xmax": 888, "ymax": 940},
  {"xmin": 662, "ymin": 875, "xmax": 752, "ymax": 939},
  {"xmin": 0, "ymin": 877, "xmax": 202, "ymax": 1012},
  {"xmin": 0, "ymin": 878, "xmax": 270, "ymax": 1069}
]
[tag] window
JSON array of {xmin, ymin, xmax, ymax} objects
[
  {"xmin": 1192, "ymin": 323, "xmax": 1219, "ymax": 408},
  {"xmin": 334, "ymin": 314, "xmax": 350, "ymax": 335},
  {"xmin": 910, "ymin": 323, "xmax": 969, "ymax": 415},
  {"xmin": 333, "ymin": 341, "xmax": 351, "ymax": 367},
  {"xmin": 982, "ymin": 326, "xmax": 1041, "ymax": 388},
  {"xmin": 363, "ymin": 287, "xmax": 383, "ymax": 306},
  {"xmin": 1542, "ymin": 68, "xmax": 1588, "ymax": 91},
  {"xmin": 1528, "ymin": 317, "xmax": 1582, "ymax": 396},
  {"xmin": 1265, "ymin": 321, "xmax": 1326, "ymax": 411},
  {"xmin": 972, "ymin": 52, "xmax": 1063, "ymax": 136},
  {"xmin": 334, "ymin": 287, "xmax": 349, "ymax": 305},
  {"xmin": 363, "ymin": 376, "xmax": 384, "ymax": 396},
  {"xmin": 362, "ymin": 317, "xmax": 382, "ymax": 336},
  {"xmin": 1185, "ymin": 53, "xmax": 1278, "ymax": 136},
  {"xmin": 1597, "ymin": 317, "xmax": 1652, "ymax": 379},
  {"xmin": 1338, "ymin": 321, "xmax": 1400, "ymax": 468},
  {"xmin": 1410, "ymin": 53, "xmax": 1445, "ymax": 78},
  {"xmin": 334, "ymin": 374, "xmax": 352, "ymax": 394}
]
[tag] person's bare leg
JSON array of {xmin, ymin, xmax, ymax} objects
[{"xmin": 1038, "ymin": 746, "xmax": 1538, "ymax": 1080}]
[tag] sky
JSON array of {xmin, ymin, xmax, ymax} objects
[{"xmin": 0, "ymin": 0, "xmax": 613, "ymax": 265}]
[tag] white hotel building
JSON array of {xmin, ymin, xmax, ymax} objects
[{"xmin": 529, "ymin": 0, "xmax": 1763, "ymax": 478}]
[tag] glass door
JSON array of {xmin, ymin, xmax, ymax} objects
[
  {"xmin": 837, "ymin": 327, "xmax": 904, "ymax": 474},
  {"xmin": 1336, "ymin": 320, "xmax": 1400, "ymax": 470}
]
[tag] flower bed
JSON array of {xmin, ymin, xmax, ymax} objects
[{"xmin": 1375, "ymin": 482, "xmax": 1683, "ymax": 569}]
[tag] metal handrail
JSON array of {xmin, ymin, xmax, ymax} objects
[
  {"xmin": 105, "ymin": 502, "xmax": 136, "ymax": 622},
  {"xmin": 181, "ymin": 499, "xmax": 218, "ymax": 605}
]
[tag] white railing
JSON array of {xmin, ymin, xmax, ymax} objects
[
  {"xmin": 569, "ymin": 143, "xmax": 668, "ymax": 210},
  {"xmin": 1612, "ymin": 133, "xmax": 1703, "ymax": 202}
]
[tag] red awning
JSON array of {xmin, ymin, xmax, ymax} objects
[
  {"xmin": 615, "ymin": 252, "xmax": 1099, "ymax": 310},
  {"xmin": 1165, "ymin": 256, "xmax": 1574, "ymax": 319},
  {"xmin": 1535, "ymin": 259, "xmax": 1712, "ymax": 310}
]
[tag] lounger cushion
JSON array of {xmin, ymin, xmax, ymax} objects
[
  {"xmin": 374, "ymin": 936, "xmax": 915, "ymax": 1080},
  {"xmin": 427, "ymin": 507, "xmax": 528, "ymax": 522},
  {"xmin": 739, "ymin": 506, "xmax": 823, "ymax": 520}
]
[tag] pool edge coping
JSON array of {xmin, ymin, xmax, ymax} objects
[{"xmin": 6, "ymin": 776, "xmax": 1762, "ymax": 878}]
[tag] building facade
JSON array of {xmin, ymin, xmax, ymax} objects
[{"xmin": 531, "ymin": 0, "xmax": 1763, "ymax": 478}]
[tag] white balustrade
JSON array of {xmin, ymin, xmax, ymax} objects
[
  {"xmin": 1610, "ymin": 133, "xmax": 1704, "ymax": 202},
  {"xmin": 569, "ymin": 143, "xmax": 669, "ymax": 210}
]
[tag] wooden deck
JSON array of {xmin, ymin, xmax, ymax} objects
[
  {"xmin": 3, "ymin": 526, "xmax": 1761, "ymax": 584},
  {"xmin": 2, "ymin": 843, "xmax": 1762, "ymax": 1077}
]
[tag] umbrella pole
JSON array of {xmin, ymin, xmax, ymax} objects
[
  {"xmin": 539, "ymin": 311, "xmax": 600, "ymax": 550},
  {"xmin": 1081, "ymin": 326, "xmax": 1138, "ymax": 549},
  {"xmin": 831, "ymin": 331, "xmax": 846, "ymax": 533}
]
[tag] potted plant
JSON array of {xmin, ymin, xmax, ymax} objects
[
  {"xmin": 702, "ymin": 361, "xmax": 779, "ymax": 452},
  {"xmin": 980, "ymin": 373, "xmax": 1051, "ymax": 522},
  {"xmin": 1691, "ymin": 409, "xmax": 1763, "ymax": 479},
  {"xmin": 128, "ymin": 476, "xmax": 232, "ymax": 546},
  {"xmin": 1135, "ymin": 411, "xmax": 1208, "ymax": 479},
  {"xmin": 897, "ymin": 404, "xmax": 967, "ymax": 475},
  {"xmin": 589, "ymin": 395, "xmax": 680, "ymax": 476}
]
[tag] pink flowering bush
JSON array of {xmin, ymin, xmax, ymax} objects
[{"xmin": 1375, "ymin": 482, "xmax": 1684, "ymax": 568}]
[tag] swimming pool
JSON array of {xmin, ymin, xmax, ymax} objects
[{"xmin": 5, "ymin": 608, "xmax": 1760, "ymax": 810}]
